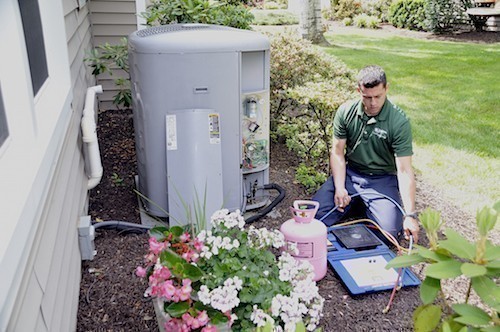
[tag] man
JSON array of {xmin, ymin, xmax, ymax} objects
[{"xmin": 312, "ymin": 65, "xmax": 419, "ymax": 243}]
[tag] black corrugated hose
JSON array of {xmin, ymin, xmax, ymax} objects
[{"xmin": 245, "ymin": 183, "xmax": 286, "ymax": 224}]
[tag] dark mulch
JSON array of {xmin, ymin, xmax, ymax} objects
[{"xmin": 77, "ymin": 106, "xmax": 477, "ymax": 331}]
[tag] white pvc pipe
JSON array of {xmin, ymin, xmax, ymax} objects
[{"xmin": 81, "ymin": 85, "xmax": 103, "ymax": 190}]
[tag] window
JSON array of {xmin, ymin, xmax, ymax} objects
[
  {"xmin": 0, "ymin": 85, "xmax": 8, "ymax": 148},
  {"xmin": 18, "ymin": 0, "xmax": 48, "ymax": 95}
]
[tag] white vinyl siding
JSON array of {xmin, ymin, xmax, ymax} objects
[{"xmin": 0, "ymin": 0, "xmax": 94, "ymax": 330}]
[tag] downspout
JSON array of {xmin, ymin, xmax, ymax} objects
[{"xmin": 81, "ymin": 85, "xmax": 103, "ymax": 190}]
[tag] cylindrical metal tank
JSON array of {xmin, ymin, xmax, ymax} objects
[{"xmin": 128, "ymin": 24, "xmax": 270, "ymax": 227}]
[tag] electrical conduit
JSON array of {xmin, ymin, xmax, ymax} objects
[{"xmin": 81, "ymin": 85, "xmax": 103, "ymax": 190}]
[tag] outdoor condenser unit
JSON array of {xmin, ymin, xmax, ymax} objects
[{"xmin": 128, "ymin": 24, "xmax": 271, "ymax": 227}]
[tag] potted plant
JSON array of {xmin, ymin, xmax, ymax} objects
[{"xmin": 136, "ymin": 209, "xmax": 324, "ymax": 331}]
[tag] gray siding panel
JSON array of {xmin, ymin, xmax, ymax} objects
[
  {"xmin": 8, "ymin": 1, "xmax": 95, "ymax": 331},
  {"xmin": 89, "ymin": 1, "xmax": 136, "ymax": 12},
  {"xmin": 9, "ymin": 109, "xmax": 88, "ymax": 332},
  {"xmin": 89, "ymin": 0, "xmax": 138, "ymax": 109}
]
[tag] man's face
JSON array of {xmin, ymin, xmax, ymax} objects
[{"xmin": 358, "ymin": 83, "xmax": 388, "ymax": 116}]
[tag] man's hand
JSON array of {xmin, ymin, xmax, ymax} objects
[
  {"xmin": 403, "ymin": 216, "xmax": 419, "ymax": 243},
  {"xmin": 334, "ymin": 188, "xmax": 351, "ymax": 212}
]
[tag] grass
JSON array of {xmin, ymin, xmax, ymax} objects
[{"xmin": 322, "ymin": 30, "xmax": 500, "ymax": 214}]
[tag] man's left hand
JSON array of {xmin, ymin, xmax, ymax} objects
[{"xmin": 403, "ymin": 216, "xmax": 419, "ymax": 243}]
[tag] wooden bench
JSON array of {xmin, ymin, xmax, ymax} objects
[{"xmin": 467, "ymin": 0, "xmax": 500, "ymax": 31}]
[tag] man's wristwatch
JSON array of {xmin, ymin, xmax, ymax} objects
[{"xmin": 405, "ymin": 212, "xmax": 418, "ymax": 219}]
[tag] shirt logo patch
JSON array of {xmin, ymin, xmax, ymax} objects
[{"xmin": 373, "ymin": 127, "xmax": 387, "ymax": 139}]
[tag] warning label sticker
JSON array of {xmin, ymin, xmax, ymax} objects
[
  {"xmin": 166, "ymin": 115, "xmax": 177, "ymax": 150},
  {"xmin": 287, "ymin": 241, "xmax": 314, "ymax": 258},
  {"xmin": 208, "ymin": 113, "xmax": 220, "ymax": 144}
]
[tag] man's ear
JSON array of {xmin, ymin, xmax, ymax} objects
[{"xmin": 385, "ymin": 83, "xmax": 390, "ymax": 93}]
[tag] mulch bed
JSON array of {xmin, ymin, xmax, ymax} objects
[
  {"xmin": 77, "ymin": 25, "xmax": 496, "ymax": 329},
  {"xmin": 77, "ymin": 106, "xmax": 478, "ymax": 331}
]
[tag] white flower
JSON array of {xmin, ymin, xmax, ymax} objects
[
  {"xmin": 198, "ymin": 285, "xmax": 211, "ymax": 305},
  {"xmin": 251, "ymin": 305, "xmax": 275, "ymax": 327}
]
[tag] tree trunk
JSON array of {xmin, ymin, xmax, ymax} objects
[{"xmin": 298, "ymin": 0, "xmax": 327, "ymax": 44}]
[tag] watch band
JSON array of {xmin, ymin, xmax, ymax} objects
[{"xmin": 405, "ymin": 212, "xmax": 418, "ymax": 219}]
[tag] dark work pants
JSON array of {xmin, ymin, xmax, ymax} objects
[{"xmin": 312, "ymin": 168, "xmax": 404, "ymax": 238}]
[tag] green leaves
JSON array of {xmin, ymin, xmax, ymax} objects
[
  {"xmin": 425, "ymin": 260, "xmax": 462, "ymax": 279},
  {"xmin": 460, "ymin": 263, "xmax": 487, "ymax": 278},
  {"xmin": 413, "ymin": 304, "xmax": 441, "ymax": 332},
  {"xmin": 452, "ymin": 304, "xmax": 492, "ymax": 327},
  {"xmin": 165, "ymin": 301, "xmax": 190, "ymax": 317},
  {"xmin": 404, "ymin": 205, "xmax": 500, "ymax": 332},
  {"xmin": 419, "ymin": 208, "xmax": 443, "ymax": 249},
  {"xmin": 471, "ymin": 276, "xmax": 500, "ymax": 311},
  {"xmin": 440, "ymin": 229, "xmax": 476, "ymax": 260},
  {"xmin": 476, "ymin": 206, "xmax": 497, "ymax": 237},
  {"xmin": 420, "ymin": 277, "xmax": 440, "ymax": 305},
  {"xmin": 159, "ymin": 248, "xmax": 204, "ymax": 281},
  {"xmin": 385, "ymin": 253, "xmax": 426, "ymax": 269}
]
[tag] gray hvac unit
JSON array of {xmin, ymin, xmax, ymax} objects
[{"xmin": 128, "ymin": 24, "xmax": 271, "ymax": 227}]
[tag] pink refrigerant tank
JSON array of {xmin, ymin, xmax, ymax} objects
[{"xmin": 280, "ymin": 200, "xmax": 327, "ymax": 281}]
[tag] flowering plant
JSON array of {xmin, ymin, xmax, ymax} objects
[{"xmin": 136, "ymin": 209, "xmax": 324, "ymax": 331}]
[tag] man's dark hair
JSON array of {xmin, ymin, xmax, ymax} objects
[{"xmin": 357, "ymin": 65, "xmax": 387, "ymax": 88}]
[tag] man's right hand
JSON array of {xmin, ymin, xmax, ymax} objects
[{"xmin": 334, "ymin": 188, "xmax": 351, "ymax": 212}]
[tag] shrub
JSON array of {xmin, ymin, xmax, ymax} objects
[
  {"xmin": 269, "ymin": 31, "xmax": 356, "ymax": 190},
  {"xmin": 353, "ymin": 13, "xmax": 381, "ymax": 28},
  {"xmin": 388, "ymin": 0, "xmax": 426, "ymax": 30},
  {"xmin": 85, "ymin": 38, "xmax": 131, "ymax": 108},
  {"xmin": 278, "ymin": 79, "xmax": 355, "ymax": 172},
  {"xmin": 361, "ymin": 0, "xmax": 394, "ymax": 22},
  {"xmin": 213, "ymin": 3, "xmax": 255, "ymax": 29},
  {"xmin": 142, "ymin": 0, "xmax": 254, "ymax": 29},
  {"xmin": 342, "ymin": 17, "xmax": 354, "ymax": 26},
  {"xmin": 424, "ymin": 0, "xmax": 470, "ymax": 33},
  {"xmin": 387, "ymin": 205, "xmax": 500, "ymax": 331},
  {"xmin": 322, "ymin": 8, "xmax": 336, "ymax": 21},
  {"xmin": 295, "ymin": 164, "xmax": 328, "ymax": 194},
  {"xmin": 332, "ymin": 0, "xmax": 363, "ymax": 20},
  {"xmin": 269, "ymin": 31, "xmax": 354, "ymax": 102}
]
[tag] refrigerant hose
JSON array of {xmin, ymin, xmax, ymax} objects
[
  {"xmin": 318, "ymin": 190, "xmax": 406, "ymax": 222},
  {"xmin": 92, "ymin": 220, "xmax": 152, "ymax": 234},
  {"xmin": 245, "ymin": 183, "xmax": 286, "ymax": 224}
]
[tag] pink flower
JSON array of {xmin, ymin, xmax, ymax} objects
[
  {"xmin": 182, "ymin": 249, "xmax": 200, "ymax": 263},
  {"xmin": 196, "ymin": 310, "xmax": 209, "ymax": 327},
  {"xmin": 159, "ymin": 280, "xmax": 177, "ymax": 300},
  {"xmin": 182, "ymin": 313, "xmax": 195, "ymax": 327},
  {"xmin": 179, "ymin": 232, "xmax": 191, "ymax": 243},
  {"xmin": 176, "ymin": 279, "xmax": 192, "ymax": 301},
  {"xmin": 164, "ymin": 318, "xmax": 190, "ymax": 332},
  {"xmin": 149, "ymin": 237, "xmax": 166, "ymax": 254},
  {"xmin": 135, "ymin": 266, "xmax": 146, "ymax": 278},
  {"xmin": 201, "ymin": 325, "xmax": 217, "ymax": 332},
  {"xmin": 193, "ymin": 238, "xmax": 204, "ymax": 251},
  {"xmin": 157, "ymin": 266, "xmax": 172, "ymax": 280}
]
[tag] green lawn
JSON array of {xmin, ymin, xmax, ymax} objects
[{"xmin": 322, "ymin": 31, "xmax": 500, "ymax": 214}]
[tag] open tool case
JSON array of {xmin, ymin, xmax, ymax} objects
[{"xmin": 327, "ymin": 224, "xmax": 420, "ymax": 295}]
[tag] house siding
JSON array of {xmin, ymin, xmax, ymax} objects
[
  {"xmin": 89, "ymin": 0, "xmax": 139, "ymax": 110},
  {"xmin": 8, "ymin": 111, "xmax": 87, "ymax": 332},
  {"xmin": 0, "ymin": 0, "xmax": 95, "ymax": 330}
]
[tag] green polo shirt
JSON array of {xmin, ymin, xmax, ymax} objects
[{"xmin": 333, "ymin": 98, "xmax": 413, "ymax": 175}]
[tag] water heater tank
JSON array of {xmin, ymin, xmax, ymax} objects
[{"xmin": 128, "ymin": 24, "xmax": 270, "ymax": 227}]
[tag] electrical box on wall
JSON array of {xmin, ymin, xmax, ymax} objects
[{"xmin": 128, "ymin": 24, "xmax": 270, "ymax": 227}]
